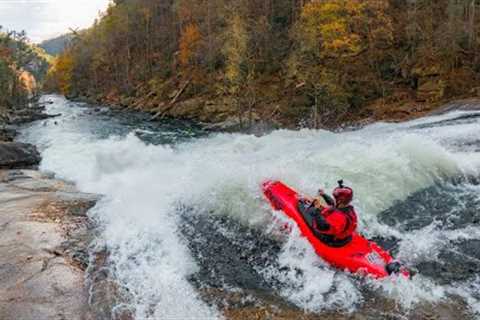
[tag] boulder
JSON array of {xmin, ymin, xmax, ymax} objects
[
  {"xmin": 0, "ymin": 127, "xmax": 17, "ymax": 142},
  {"xmin": 0, "ymin": 142, "xmax": 41, "ymax": 169},
  {"xmin": 7, "ymin": 110, "xmax": 59, "ymax": 125}
]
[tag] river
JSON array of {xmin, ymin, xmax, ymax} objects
[{"xmin": 18, "ymin": 95, "xmax": 480, "ymax": 319}]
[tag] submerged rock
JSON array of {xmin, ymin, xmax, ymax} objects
[{"xmin": 0, "ymin": 142, "xmax": 41, "ymax": 169}]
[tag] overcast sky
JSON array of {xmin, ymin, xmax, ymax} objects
[{"xmin": 0, "ymin": 0, "xmax": 111, "ymax": 43}]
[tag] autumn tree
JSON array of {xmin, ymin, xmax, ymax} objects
[
  {"xmin": 46, "ymin": 0, "xmax": 480, "ymax": 128},
  {"xmin": 179, "ymin": 23, "xmax": 201, "ymax": 69},
  {"xmin": 46, "ymin": 52, "xmax": 74, "ymax": 95},
  {"xmin": 289, "ymin": 0, "xmax": 362, "ymax": 127},
  {"xmin": 0, "ymin": 27, "xmax": 49, "ymax": 108},
  {"xmin": 223, "ymin": 11, "xmax": 251, "ymax": 126},
  {"xmin": 289, "ymin": 0, "xmax": 394, "ymax": 127}
]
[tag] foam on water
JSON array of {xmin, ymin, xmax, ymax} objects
[
  {"xmin": 260, "ymin": 218, "xmax": 361, "ymax": 313},
  {"xmin": 450, "ymin": 276, "xmax": 480, "ymax": 315},
  {"xmin": 19, "ymin": 95, "xmax": 480, "ymax": 316}
]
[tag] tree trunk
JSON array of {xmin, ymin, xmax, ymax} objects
[
  {"xmin": 469, "ymin": 0, "xmax": 476, "ymax": 49},
  {"xmin": 125, "ymin": 11, "xmax": 131, "ymax": 91}
]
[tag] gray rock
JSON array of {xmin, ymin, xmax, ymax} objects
[
  {"xmin": 0, "ymin": 142, "xmax": 41, "ymax": 169},
  {"xmin": 0, "ymin": 127, "xmax": 17, "ymax": 142},
  {"xmin": 8, "ymin": 112, "xmax": 60, "ymax": 125}
]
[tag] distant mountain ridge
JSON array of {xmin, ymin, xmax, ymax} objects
[{"xmin": 39, "ymin": 34, "xmax": 73, "ymax": 56}]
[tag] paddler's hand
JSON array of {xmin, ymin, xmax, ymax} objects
[
  {"xmin": 317, "ymin": 189, "xmax": 325, "ymax": 196},
  {"xmin": 303, "ymin": 196, "xmax": 314, "ymax": 203}
]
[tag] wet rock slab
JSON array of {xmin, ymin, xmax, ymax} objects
[{"xmin": 0, "ymin": 170, "xmax": 99, "ymax": 320}]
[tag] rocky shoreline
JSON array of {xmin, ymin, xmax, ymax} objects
[
  {"xmin": 0, "ymin": 102, "xmax": 108, "ymax": 320},
  {"xmin": 0, "ymin": 100, "xmax": 59, "ymax": 170},
  {"xmin": 0, "ymin": 168, "xmax": 134, "ymax": 319},
  {"xmin": 68, "ymin": 91, "xmax": 480, "ymax": 134}
]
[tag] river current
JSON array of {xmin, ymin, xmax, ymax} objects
[{"xmin": 18, "ymin": 95, "xmax": 480, "ymax": 319}]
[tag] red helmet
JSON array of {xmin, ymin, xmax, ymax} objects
[{"xmin": 333, "ymin": 180, "xmax": 353, "ymax": 204}]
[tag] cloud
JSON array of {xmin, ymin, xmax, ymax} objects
[{"xmin": 0, "ymin": 0, "xmax": 110, "ymax": 43}]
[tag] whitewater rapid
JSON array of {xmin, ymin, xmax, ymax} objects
[{"xmin": 19, "ymin": 95, "xmax": 480, "ymax": 318}]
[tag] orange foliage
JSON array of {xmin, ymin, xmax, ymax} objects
[
  {"xmin": 19, "ymin": 70, "xmax": 37, "ymax": 94},
  {"xmin": 179, "ymin": 23, "xmax": 201, "ymax": 68}
]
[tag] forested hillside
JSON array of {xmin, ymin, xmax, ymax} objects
[
  {"xmin": 39, "ymin": 34, "xmax": 73, "ymax": 56},
  {"xmin": 46, "ymin": 0, "xmax": 480, "ymax": 128},
  {"xmin": 0, "ymin": 28, "xmax": 51, "ymax": 109}
]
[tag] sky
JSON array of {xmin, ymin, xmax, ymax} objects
[{"xmin": 0, "ymin": 0, "xmax": 111, "ymax": 43}]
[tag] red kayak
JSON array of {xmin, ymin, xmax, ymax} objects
[{"xmin": 262, "ymin": 180, "xmax": 410, "ymax": 279}]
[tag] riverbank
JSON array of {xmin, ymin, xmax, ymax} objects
[
  {"xmin": 67, "ymin": 89, "xmax": 480, "ymax": 132},
  {"xmin": 0, "ymin": 98, "xmax": 55, "ymax": 170},
  {"xmin": 0, "ymin": 98, "xmax": 63, "ymax": 170},
  {"xmin": 0, "ymin": 101, "xmax": 101, "ymax": 320}
]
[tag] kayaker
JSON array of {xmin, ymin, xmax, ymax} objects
[{"xmin": 301, "ymin": 180, "xmax": 358, "ymax": 247}]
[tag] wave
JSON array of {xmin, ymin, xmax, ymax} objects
[{"xmin": 19, "ymin": 95, "xmax": 480, "ymax": 317}]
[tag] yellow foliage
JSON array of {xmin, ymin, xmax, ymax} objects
[
  {"xmin": 289, "ymin": 0, "xmax": 394, "ymax": 115},
  {"xmin": 344, "ymin": 0, "xmax": 364, "ymax": 14},
  {"xmin": 299, "ymin": 0, "xmax": 363, "ymax": 58},
  {"xmin": 48, "ymin": 52, "xmax": 74, "ymax": 95},
  {"xmin": 223, "ymin": 14, "xmax": 248, "ymax": 87}
]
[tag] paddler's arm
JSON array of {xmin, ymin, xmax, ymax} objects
[{"xmin": 318, "ymin": 189, "xmax": 335, "ymax": 206}]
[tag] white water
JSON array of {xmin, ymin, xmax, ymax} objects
[{"xmin": 20, "ymin": 95, "xmax": 480, "ymax": 317}]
